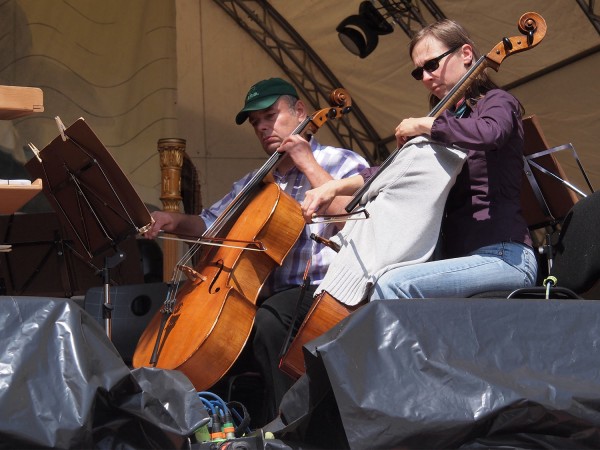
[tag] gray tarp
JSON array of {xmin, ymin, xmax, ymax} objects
[
  {"xmin": 273, "ymin": 298, "xmax": 600, "ymax": 449},
  {"xmin": 0, "ymin": 296, "xmax": 209, "ymax": 449}
]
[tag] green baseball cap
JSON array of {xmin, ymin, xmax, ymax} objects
[{"xmin": 235, "ymin": 78, "xmax": 299, "ymax": 125}]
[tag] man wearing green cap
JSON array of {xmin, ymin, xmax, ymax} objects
[{"xmin": 145, "ymin": 77, "xmax": 369, "ymax": 423}]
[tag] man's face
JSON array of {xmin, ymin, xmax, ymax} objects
[{"xmin": 248, "ymin": 97, "xmax": 304, "ymax": 155}]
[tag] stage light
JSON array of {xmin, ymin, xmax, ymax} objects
[{"xmin": 336, "ymin": 1, "xmax": 393, "ymax": 58}]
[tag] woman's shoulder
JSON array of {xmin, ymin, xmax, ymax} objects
[
  {"xmin": 480, "ymin": 88, "xmax": 519, "ymax": 104},
  {"xmin": 475, "ymin": 89, "xmax": 521, "ymax": 112}
]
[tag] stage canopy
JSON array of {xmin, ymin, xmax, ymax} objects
[{"xmin": 2, "ymin": 1, "xmax": 598, "ymax": 211}]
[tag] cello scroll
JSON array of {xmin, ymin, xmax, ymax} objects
[
  {"xmin": 303, "ymin": 88, "xmax": 352, "ymax": 137},
  {"xmin": 431, "ymin": 12, "xmax": 547, "ymax": 119},
  {"xmin": 486, "ymin": 12, "xmax": 547, "ymax": 69}
]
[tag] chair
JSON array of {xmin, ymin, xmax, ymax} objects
[
  {"xmin": 509, "ymin": 190, "xmax": 600, "ymax": 299},
  {"xmin": 519, "ymin": 115, "xmax": 582, "ymax": 232}
]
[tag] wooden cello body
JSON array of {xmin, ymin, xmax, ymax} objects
[
  {"xmin": 280, "ymin": 12, "xmax": 547, "ymax": 380},
  {"xmin": 133, "ymin": 182, "xmax": 303, "ymax": 389},
  {"xmin": 280, "ymin": 291, "xmax": 359, "ymax": 379},
  {"xmin": 133, "ymin": 88, "xmax": 354, "ymax": 390}
]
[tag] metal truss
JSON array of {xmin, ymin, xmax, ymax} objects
[
  {"xmin": 213, "ymin": 0, "xmax": 446, "ymax": 163},
  {"xmin": 576, "ymin": 0, "xmax": 600, "ymax": 35},
  {"xmin": 378, "ymin": 0, "xmax": 445, "ymax": 38},
  {"xmin": 212, "ymin": 0, "xmax": 392, "ymax": 164}
]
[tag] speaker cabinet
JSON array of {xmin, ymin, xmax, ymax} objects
[{"xmin": 84, "ymin": 282, "xmax": 169, "ymax": 363}]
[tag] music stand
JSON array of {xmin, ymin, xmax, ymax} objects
[
  {"xmin": 0, "ymin": 212, "xmax": 144, "ymax": 298},
  {"xmin": 520, "ymin": 115, "xmax": 594, "ymax": 273},
  {"xmin": 24, "ymin": 118, "xmax": 152, "ymax": 339}
]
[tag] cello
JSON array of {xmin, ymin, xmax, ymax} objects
[
  {"xmin": 133, "ymin": 88, "xmax": 353, "ymax": 390},
  {"xmin": 281, "ymin": 12, "xmax": 547, "ymax": 379}
]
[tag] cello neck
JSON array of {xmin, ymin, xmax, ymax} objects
[
  {"xmin": 429, "ymin": 55, "xmax": 487, "ymax": 118},
  {"xmin": 205, "ymin": 115, "xmax": 314, "ymax": 238},
  {"xmin": 345, "ymin": 12, "xmax": 547, "ymax": 214},
  {"xmin": 206, "ymin": 88, "xmax": 353, "ymax": 237},
  {"xmin": 345, "ymin": 56, "xmax": 489, "ymax": 213}
]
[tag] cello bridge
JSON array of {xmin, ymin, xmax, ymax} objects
[{"xmin": 177, "ymin": 265, "xmax": 207, "ymax": 285}]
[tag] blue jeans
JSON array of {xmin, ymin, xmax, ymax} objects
[{"xmin": 371, "ymin": 242, "xmax": 538, "ymax": 300}]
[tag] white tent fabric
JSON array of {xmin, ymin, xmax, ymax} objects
[
  {"xmin": 3, "ymin": 0, "xmax": 599, "ymax": 212},
  {"xmin": 186, "ymin": 0, "xmax": 599, "ymax": 207}
]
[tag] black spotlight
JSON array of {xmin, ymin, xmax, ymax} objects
[{"xmin": 336, "ymin": 1, "xmax": 393, "ymax": 58}]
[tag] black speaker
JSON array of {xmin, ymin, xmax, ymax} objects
[{"xmin": 84, "ymin": 282, "xmax": 169, "ymax": 363}]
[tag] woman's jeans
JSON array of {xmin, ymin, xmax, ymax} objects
[{"xmin": 371, "ymin": 242, "xmax": 538, "ymax": 300}]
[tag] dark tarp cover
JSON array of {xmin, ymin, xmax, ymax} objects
[
  {"xmin": 272, "ymin": 298, "xmax": 600, "ymax": 449},
  {"xmin": 0, "ymin": 296, "xmax": 209, "ymax": 449}
]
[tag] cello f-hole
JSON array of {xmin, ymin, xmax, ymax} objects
[{"xmin": 208, "ymin": 259, "xmax": 224, "ymax": 294}]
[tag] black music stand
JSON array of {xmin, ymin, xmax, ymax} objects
[
  {"xmin": 0, "ymin": 212, "xmax": 143, "ymax": 298},
  {"xmin": 24, "ymin": 118, "xmax": 152, "ymax": 340},
  {"xmin": 520, "ymin": 115, "xmax": 594, "ymax": 274}
]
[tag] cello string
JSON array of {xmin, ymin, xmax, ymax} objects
[{"xmin": 162, "ymin": 240, "xmax": 200, "ymax": 309}]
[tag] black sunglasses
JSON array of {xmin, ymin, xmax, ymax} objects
[{"xmin": 411, "ymin": 47, "xmax": 459, "ymax": 80}]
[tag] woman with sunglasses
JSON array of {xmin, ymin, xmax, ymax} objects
[{"xmin": 302, "ymin": 19, "xmax": 537, "ymax": 302}]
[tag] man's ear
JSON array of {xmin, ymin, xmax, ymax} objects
[{"xmin": 295, "ymin": 99, "xmax": 308, "ymax": 120}]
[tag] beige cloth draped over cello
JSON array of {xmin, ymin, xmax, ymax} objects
[{"xmin": 315, "ymin": 136, "xmax": 468, "ymax": 306}]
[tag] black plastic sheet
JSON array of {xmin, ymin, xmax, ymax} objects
[
  {"xmin": 274, "ymin": 298, "xmax": 600, "ymax": 449},
  {"xmin": 0, "ymin": 296, "xmax": 209, "ymax": 449}
]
